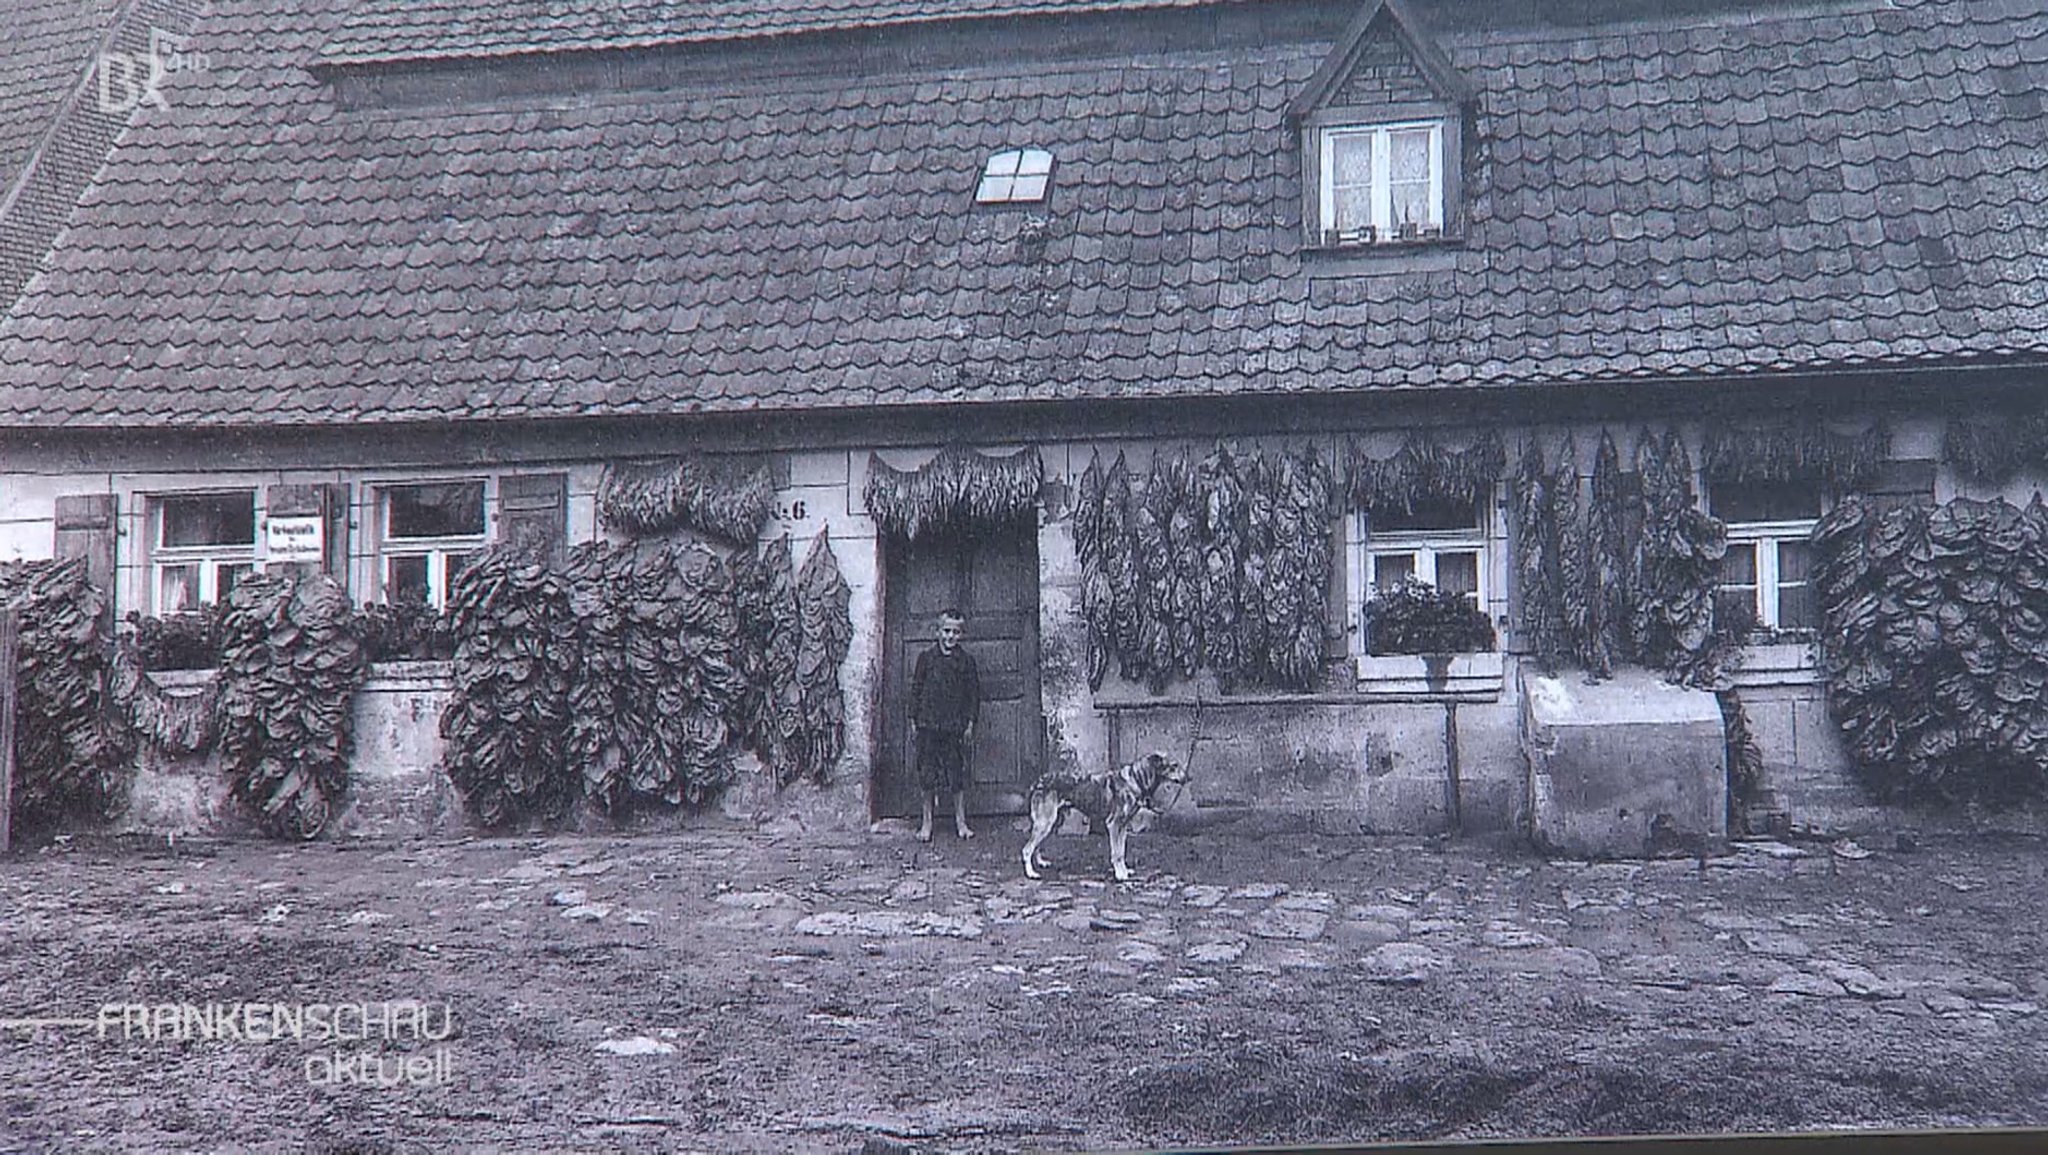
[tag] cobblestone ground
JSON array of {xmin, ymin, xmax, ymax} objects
[{"xmin": 2, "ymin": 822, "xmax": 2046, "ymax": 1152}]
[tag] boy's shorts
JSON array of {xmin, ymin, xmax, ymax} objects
[{"xmin": 915, "ymin": 728, "xmax": 969, "ymax": 794}]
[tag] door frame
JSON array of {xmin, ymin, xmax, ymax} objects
[{"xmin": 871, "ymin": 519, "xmax": 1044, "ymax": 822}]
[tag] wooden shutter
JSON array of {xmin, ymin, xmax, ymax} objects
[
  {"xmin": 52, "ymin": 493, "xmax": 117, "ymax": 594},
  {"xmin": 266, "ymin": 483, "xmax": 350, "ymax": 583},
  {"xmin": 498, "ymin": 473, "xmax": 568, "ymax": 565}
]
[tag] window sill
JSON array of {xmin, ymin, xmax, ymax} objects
[
  {"xmin": 1726, "ymin": 641, "xmax": 1822, "ymax": 689},
  {"xmin": 1303, "ymin": 241, "xmax": 1461, "ymax": 279},
  {"xmin": 1355, "ymin": 651, "xmax": 1503, "ymax": 701}
]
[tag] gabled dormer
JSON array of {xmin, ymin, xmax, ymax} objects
[{"xmin": 1289, "ymin": 0, "xmax": 1474, "ymax": 250}]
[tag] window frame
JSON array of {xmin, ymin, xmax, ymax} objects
[
  {"xmin": 377, "ymin": 478, "xmax": 488, "ymax": 610},
  {"xmin": 975, "ymin": 148, "xmax": 1054, "ymax": 205},
  {"xmin": 1718, "ymin": 522, "xmax": 1819, "ymax": 635},
  {"xmin": 149, "ymin": 490, "xmax": 257, "ymax": 614},
  {"xmin": 1302, "ymin": 102, "xmax": 1461, "ymax": 249},
  {"xmin": 1348, "ymin": 496, "xmax": 1491, "ymax": 657},
  {"xmin": 1709, "ymin": 482, "xmax": 1823, "ymax": 636}
]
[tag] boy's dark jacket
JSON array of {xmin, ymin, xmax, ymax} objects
[{"xmin": 911, "ymin": 646, "xmax": 980, "ymax": 734}]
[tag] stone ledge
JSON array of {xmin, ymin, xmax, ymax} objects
[
  {"xmin": 146, "ymin": 660, "xmax": 453, "ymax": 693},
  {"xmin": 1354, "ymin": 652, "xmax": 1503, "ymax": 701},
  {"xmin": 1729, "ymin": 641, "xmax": 1822, "ymax": 689}
]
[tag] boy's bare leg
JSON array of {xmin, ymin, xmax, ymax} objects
[
  {"xmin": 954, "ymin": 791, "xmax": 974, "ymax": 840},
  {"xmin": 917, "ymin": 794, "xmax": 934, "ymax": 842}
]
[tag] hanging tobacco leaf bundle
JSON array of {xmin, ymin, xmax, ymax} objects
[
  {"xmin": 1943, "ymin": 415, "xmax": 2048, "ymax": 486},
  {"xmin": 1541, "ymin": 435, "xmax": 1586, "ymax": 673},
  {"xmin": 0, "ymin": 559, "xmax": 134, "ymax": 829},
  {"xmin": 1511, "ymin": 438, "xmax": 1557, "ymax": 668},
  {"xmin": 1198, "ymin": 444, "xmax": 1246, "ymax": 690},
  {"xmin": 1701, "ymin": 419, "xmax": 1890, "ymax": 493},
  {"xmin": 1075, "ymin": 443, "xmax": 1333, "ymax": 694},
  {"xmin": 1351, "ymin": 430, "xmax": 1506, "ymax": 515},
  {"xmin": 1816, "ymin": 494, "xmax": 2048, "ymax": 803},
  {"xmin": 109, "ymin": 639, "xmax": 218, "ymax": 757},
  {"xmin": 215, "ymin": 573, "xmax": 366, "ymax": 839},
  {"xmin": 795, "ymin": 530, "xmax": 853, "ymax": 784},
  {"xmin": 864, "ymin": 446, "xmax": 1043, "ymax": 540},
  {"xmin": 439, "ymin": 542, "xmax": 581, "ymax": 828},
  {"xmin": 1276, "ymin": 445, "xmax": 1335, "ymax": 689},
  {"xmin": 1134, "ymin": 447, "xmax": 1203, "ymax": 690},
  {"xmin": 1628, "ymin": 428, "xmax": 1727, "ymax": 684},
  {"xmin": 1101, "ymin": 453, "xmax": 1143, "ymax": 677},
  {"xmin": 733, "ymin": 536, "xmax": 806, "ymax": 787},
  {"xmin": 660, "ymin": 545, "xmax": 745, "ymax": 805},
  {"xmin": 1132, "ymin": 452, "xmax": 1178, "ymax": 690},
  {"xmin": 1583, "ymin": 431, "xmax": 1629, "ymax": 677},
  {"xmin": 564, "ymin": 541, "xmax": 629, "ymax": 809},
  {"xmin": 1237, "ymin": 451, "xmax": 1275, "ymax": 685},
  {"xmin": 1074, "ymin": 449, "xmax": 1105, "ymax": 567},
  {"xmin": 1259, "ymin": 450, "xmax": 1304, "ymax": 687},
  {"xmin": 1717, "ymin": 688, "xmax": 1766, "ymax": 824},
  {"xmin": 599, "ymin": 455, "xmax": 777, "ymax": 543},
  {"xmin": 564, "ymin": 541, "xmax": 744, "ymax": 810},
  {"xmin": 1075, "ymin": 449, "xmax": 1114, "ymax": 691},
  {"xmin": 1170, "ymin": 451, "xmax": 1209, "ymax": 681}
]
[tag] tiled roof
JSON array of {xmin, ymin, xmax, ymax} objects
[
  {"xmin": 2, "ymin": 0, "xmax": 2047, "ymax": 428},
  {"xmin": 315, "ymin": 0, "xmax": 1230, "ymax": 65}
]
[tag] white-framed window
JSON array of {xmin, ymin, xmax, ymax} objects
[
  {"xmin": 1711, "ymin": 481, "xmax": 1821, "ymax": 634},
  {"xmin": 1318, "ymin": 119, "xmax": 1444, "ymax": 245},
  {"xmin": 379, "ymin": 480, "xmax": 486, "ymax": 608},
  {"xmin": 1350, "ymin": 495, "xmax": 1489, "ymax": 650},
  {"xmin": 151, "ymin": 491, "xmax": 257, "ymax": 613},
  {"xmin": 975, "ymin": 148, "xmax": 1054, "ymax": 204}
]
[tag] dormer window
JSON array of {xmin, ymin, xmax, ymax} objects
[
  {"xmin": 1287, "ymin": 0, "xmax": 1472, "ymax": 251},
  {"xmin": 1318, "ymin": 119, "xmax": 1445, "ymax": 245},
  {"xmin": 975, "ymin": 148, "xmax": 1053, "ymax": 204}
]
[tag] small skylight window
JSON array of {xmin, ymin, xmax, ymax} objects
[{"xmin": 976, "ymin": 148, "xmax": 1053, "ymax": 204}]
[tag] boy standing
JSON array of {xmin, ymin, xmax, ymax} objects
[{"xmin": 911, "ymin": 608, "xmax": 981, "ymax": 842}]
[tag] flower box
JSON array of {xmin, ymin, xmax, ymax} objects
[{"xmin": 1353, "ymin": 651, "xmax": 1504, "ymax": 700}]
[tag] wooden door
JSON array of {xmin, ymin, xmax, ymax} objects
[{"xmin": 878, "ymin": 524, "xmax": 1042, "ymax": 818}]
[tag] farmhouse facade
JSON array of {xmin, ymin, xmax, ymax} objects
[{"xmin": 1, "ymin": 0, "xmax": 2046, "ymax": 840}]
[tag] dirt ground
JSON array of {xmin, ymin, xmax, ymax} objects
[{"xmin": 2, "ymin": 818, "xmax": 2046, "ymax": 1154}]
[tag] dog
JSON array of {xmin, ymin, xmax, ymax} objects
[{"xmin": 1021, "ymin": 752, "xmax": 1188, "ymax": 882}]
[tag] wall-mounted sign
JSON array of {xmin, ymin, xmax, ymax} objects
[{"xmin": 265, "ymin": 515, "xmax": 324, "ymax": 563}]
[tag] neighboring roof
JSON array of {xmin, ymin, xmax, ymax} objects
[
  {"xmin": 2, "ymin": 0, "xmax": 2048, "ymax": 429},
  {"xmin": 315, "ymin": 0, "xmax": 1229, "ymax": 66},
  {"xmin": 0, "ymin": 0, "xmax": 132, "ymax": 313},
  {"xmin": 0, "ymin": 1, "xmax": 119, "ymax": 188}
]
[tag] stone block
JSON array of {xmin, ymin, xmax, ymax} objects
[{"xmin": 1522, "ymin": 667, "xmax": 1727, "ymax": 858}]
